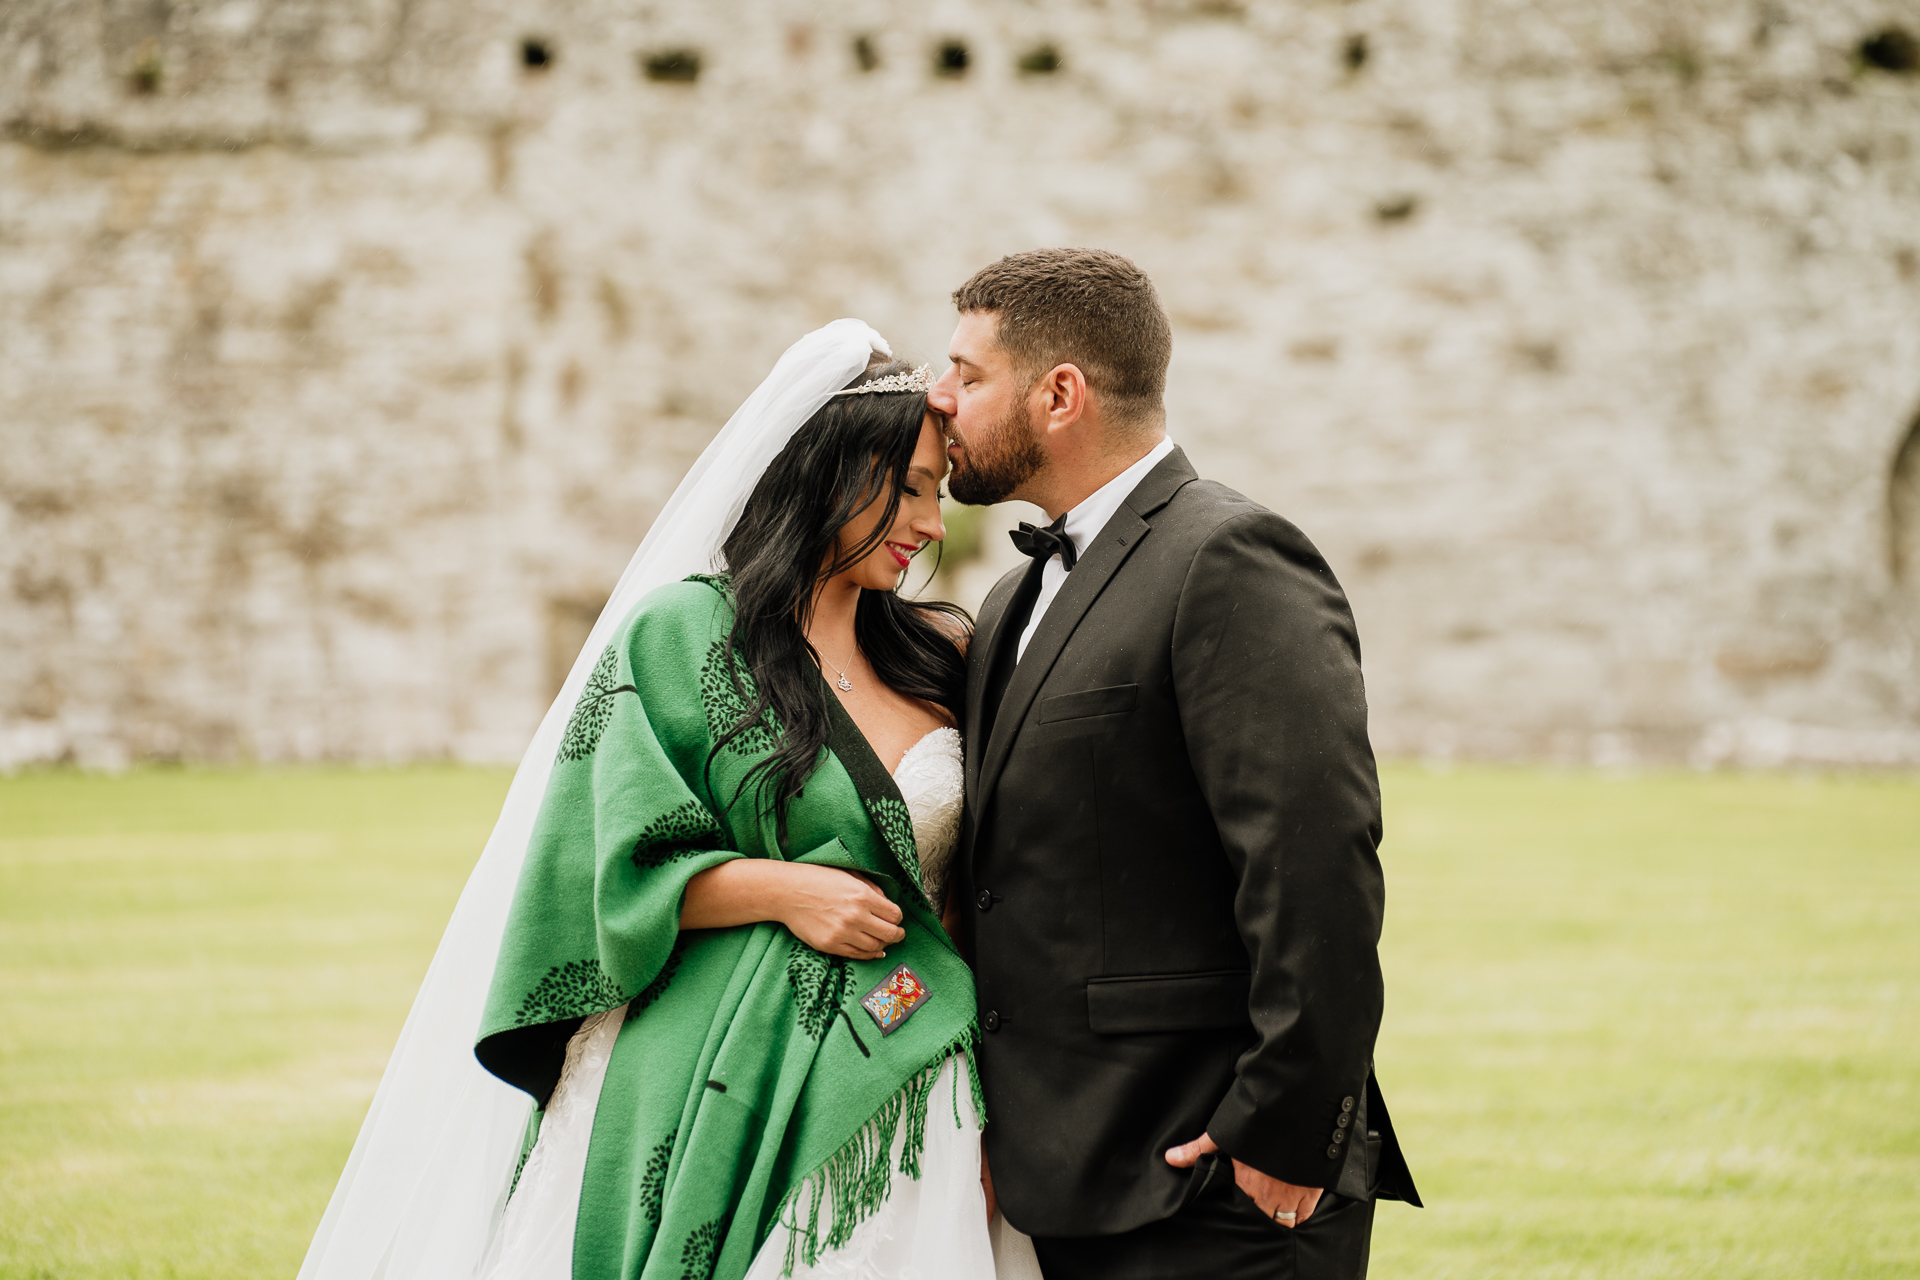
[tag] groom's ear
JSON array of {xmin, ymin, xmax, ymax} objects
[{"xmin": 1034, "ymin": 363, "xmax": 1091, "ymax": 435}]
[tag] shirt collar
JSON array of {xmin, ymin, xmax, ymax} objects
[{"xmin": 1061, "ymin": 436, "xmax": 1177, "ymax": 557}]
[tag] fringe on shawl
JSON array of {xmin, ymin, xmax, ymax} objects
[{"xmin": 772, "ymin": 1025, "xmax": 983, "ymax": 1275}]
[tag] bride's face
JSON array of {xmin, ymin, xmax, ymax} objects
[{"xmin": 828, "ymin": 413, "xmax": 950, "ymax": 593}]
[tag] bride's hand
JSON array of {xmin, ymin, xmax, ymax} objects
[{"xmin": 777, "ymin": 864, "xmax": 907, "ymax": 960}]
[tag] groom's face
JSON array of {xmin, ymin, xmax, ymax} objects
[{"xmin": 931, "ymin": 311, "xmax": 1048, "ymax": 506}]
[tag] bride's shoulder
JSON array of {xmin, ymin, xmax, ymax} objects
[{"xmin": 615, "ymin": 576, "xmax": 733, "ymax": 654}]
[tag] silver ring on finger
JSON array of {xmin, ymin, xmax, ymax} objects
[{"xmin": 1272, "ymin": 1209, "xmax": 1297, "ymax": 1224}]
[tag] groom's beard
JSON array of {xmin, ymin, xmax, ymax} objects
[{"xmin": 947, "ymin": 402, "xmax": 1048, "ymax": 506}]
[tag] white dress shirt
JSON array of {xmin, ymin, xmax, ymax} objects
[{"xmin": 1015, "ymin": 435, "xmax": 1177, "ymax": 662}]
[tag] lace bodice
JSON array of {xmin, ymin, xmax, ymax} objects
[{"xmin": 892, "ymin": 726, "xmax": 963, "ymax": 907}]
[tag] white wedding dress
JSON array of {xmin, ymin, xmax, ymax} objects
[{"xmin": 480, "ymin": 726, "xmax": 1041, "ymax": 1280}]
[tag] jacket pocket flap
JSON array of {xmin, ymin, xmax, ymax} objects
[
  {"xmin": 1086, "ymin": 969, "xmax": 1251, "ymax": 1034},
  {"xmin": 1038, "ymin": 683, "xmax": 1138, "ymax": 723}
]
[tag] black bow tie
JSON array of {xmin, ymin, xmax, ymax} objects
[{"xmin": 1008, "ymin": 515, "xmax": 1077, "ymax": 572}]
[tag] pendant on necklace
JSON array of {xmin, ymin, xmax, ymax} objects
[{"xmin": 837, "ymin": 676, "xmax": 853, "ymax": 692}]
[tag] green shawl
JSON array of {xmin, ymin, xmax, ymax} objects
[{"xmin": 477, "ymin": 576, "xmax": 978, "ymax": 1280}]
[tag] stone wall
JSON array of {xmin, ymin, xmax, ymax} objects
[{"xmin": 4, "ymin": 0, "xmax": 1918, "ymax": 769}]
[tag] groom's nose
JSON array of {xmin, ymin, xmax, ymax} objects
[{"xmin": 927, "ymin": 366, "xmax": 959, "ymax": 416}]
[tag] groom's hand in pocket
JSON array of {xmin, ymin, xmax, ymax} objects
[{"xmin": 1165, "ymin": 1132, "xmax": 1323, "ymax": 1228}]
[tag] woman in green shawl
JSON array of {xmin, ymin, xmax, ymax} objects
[{"xmin": 470, "ymin": 352, "xmax": 1037, "ymax": 1280}]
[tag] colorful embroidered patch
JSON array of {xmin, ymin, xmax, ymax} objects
[{"xmin": 859, "ymin": 963, "xmax": 932, "ymax": 1036}]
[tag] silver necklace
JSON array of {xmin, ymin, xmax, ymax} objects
[{"xmin": 822, "ymin": 647, "xmax": 856, "ymax": 692}]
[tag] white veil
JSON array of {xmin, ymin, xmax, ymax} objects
[{"xmin": 299, "ymin": 319, "xmax": 894, "ymax": 1280}]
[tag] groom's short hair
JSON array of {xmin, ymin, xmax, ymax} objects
[{"xmin": 953, "ymin": 248, "xmax": 1171, "ymax": 429}]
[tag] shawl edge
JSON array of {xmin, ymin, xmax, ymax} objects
[{"xmin": 768, "ymin": 1023, "xmax": 984, "ymax": 1275}]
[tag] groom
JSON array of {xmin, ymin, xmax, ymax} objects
[{"xmin": 930, "ymin": 248, "xmax": 1419, "ymax": 1278}]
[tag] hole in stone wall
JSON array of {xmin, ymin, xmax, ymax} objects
[
  {"xmin": 934, "ymin": 40, "xmax": 969, "ymax": 78},
  {"xmin": 1374, "ymin": 194, "xmax": 1419, "ymax": 222},
  {"xmin": 130, "ymin": 39, "xmax": 163, "ymax": 94},
  {"xmin": 642, "ymin": 49, "xmax": 701, "ymax": 83},
  {"xmin": 1660, "ymin": 44, "xmax": 1701, "ymax": 83},
  {"xmin": 1343, "ymin": 33, "xmax": 1369, "ymax": 72},
  {"xmin": 521, "ymin": 38, "xmax": 552, "ymax": 71},
  {"xmin": 853, "ymin": 35, "xmax": 880, "ymax": 71},
  {"xmin": 1860, "ymin": 27, "xmax": 1918, "ymax": 73},
  {"xmin": 597, "ymin": 275, "xmax": 629, "ymax": 341},
  {"xmin": 1889, "ymin": 409, "xmax": 1920, "ymax": 582},
  {"xmin": 1017, "ymin": 44, "xmax": 1062, "ymax": 75},
  {"xmin": 1511, "ymin": 339, "xmax": 1561, "ymax": 373}
]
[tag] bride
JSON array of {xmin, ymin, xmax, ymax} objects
[{"xmin": 300, "ymin": 321, "xmax": 1039, "ymax": 1280}]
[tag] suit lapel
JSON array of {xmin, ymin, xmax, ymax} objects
[
  {"xmin": 972, "ymin": 448, "xmax": 1201, "ymax": 819},
  {"xmin": 973, "ymin": 507, "xmax": 1147, "ymax": 813},
  {"xmin": 964, "ymin": 564, "xmax": 1028, "ymax": 805}
]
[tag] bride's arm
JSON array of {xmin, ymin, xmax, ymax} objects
[{"xmin": 681, "ymin": 861, "xmax": 906, "ymax": 961}]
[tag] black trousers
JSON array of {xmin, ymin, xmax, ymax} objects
[{"xmin": 1029, "ymin": 1159, "xmax": 1376, "ymax": 1280}]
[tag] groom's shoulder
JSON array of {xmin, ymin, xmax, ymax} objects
[
  {"xmin": 1160, "ymin": 474, "xmax": 1295, "ymax": 540},
  {"xmin": 1159, "ymin": 475, "xmax": 1336, "ymax": 574},
  {"xmin": 1166, "ymin": 475, "xmax": 1266, "ymax": 521}
]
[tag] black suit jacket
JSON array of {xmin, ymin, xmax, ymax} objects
[{"xmin": 958, "ymin": 447, "xmax": 1419, "ymax": 1237}]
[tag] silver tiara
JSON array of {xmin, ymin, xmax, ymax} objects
[{"xmin": 832, "ymin": 364, "xmax": 934, "ymax": 397}]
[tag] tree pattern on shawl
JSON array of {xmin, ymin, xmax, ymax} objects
[
  {"xmin": 863, "ymin": 795, "xmax": 928, "ymax": 906},
  {"xmin": 558, "ymin": 645, "xmax": 638, "ymax": 763},
  {"xmin": 632, "ymin": 800, "xmax": 727, "ymax": 872},
  {"xmin": 630, "ymin": 939, "xmax": 686, "ymax": 1017},
  {"xmin": 513, "ymin": 958, "xmax": 626, "ymax": 1028},
  {"xmin": 679, "ymin": 1215, "xmax": 728, "ymax": 1280},
  {"xmin": 785, "ymin": 944, "xmax": 855, "ymax": 1040},
  {"xmin": 639, "ymin": 1128, "xmax": 677, "ymax": 1223},
  {"xmin": 698, "ymin": 641, "xmax": 775, "ymax": 758}
]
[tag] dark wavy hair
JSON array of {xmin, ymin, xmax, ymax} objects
[{"xmin": 713, "ymin": 359, "xmax": 971, "ymax": 827}]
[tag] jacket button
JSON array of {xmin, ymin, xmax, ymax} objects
[
  {"xmin": 1333, "ymin": 1128, "xmax": 1348, "ymax": 1144},
  {"xmin": 1341, "ymin": 1096, "xmax": 1355, "ymax": 1112},
  {"xmin": 976, "ymin": 889, "xmax": 993, "ymax": 911},
  {"xmin": 1327, "ymin": 1144, "xmax": 1340, "ymax": 1158},
  {"xmin": 983, "ymin": 1010, "xmax": 1001, "ymax": 1032},
  {"xmin": 1336, "ymin": 1114, "xmax": 1349, "ymax": 1129}
]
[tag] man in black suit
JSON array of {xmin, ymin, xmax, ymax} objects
[{"xmin": 927, "ymin": 248, "xmax": 1419, "ymax": 1279}]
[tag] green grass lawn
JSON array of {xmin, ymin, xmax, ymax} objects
[{"xmin": 1, "ymin": 764, "xmax": 1916, "ymax": 1278}]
